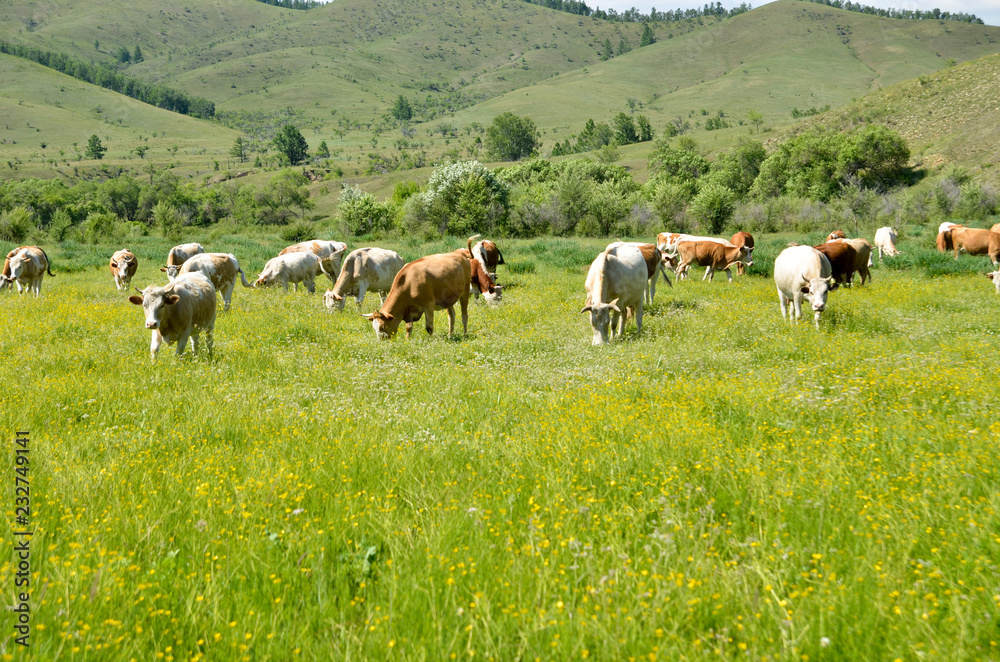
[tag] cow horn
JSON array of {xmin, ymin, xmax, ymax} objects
[{"xmin": 580, "ymin": 306, "xmax": 592, "ymax": 314}]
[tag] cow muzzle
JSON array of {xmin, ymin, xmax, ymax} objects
[{"xmin": 146, "ymin": 321, "xmax": 159, "ymax": 329}]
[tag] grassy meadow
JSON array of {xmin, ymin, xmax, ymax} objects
[{"xmin": 1, "ymin": 231, "xmax": 999, "ymax": 660}]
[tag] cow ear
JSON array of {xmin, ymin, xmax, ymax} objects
[
  {"xmin": 160, "ymin": 267, "xmax": 167, "ymax": 272},
  {"xmin": 363, "ymin": 313, "xmax": 375, "ymax": 320},
  {"xmin": 800, "ymin": 286, "xmax": 810, "ymax": 294},
  {"xmin": 825, "ymin": 277, "xmax": 835, "ymax": 284},
  {"xmin": 128, "ymin": 295, "xmax": 143, "ymax": 305},
  {"xmin": 382, "ymin": 313, "xmax": 393, "ymax": 321},
  {"xmin": 165, "ymin": 294, "xmax": 181, "ymax": 305},
  {"xmin": 580, "ymin": 305, "xmax": 592, "ymax": 314}
]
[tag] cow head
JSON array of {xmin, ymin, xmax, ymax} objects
[
  {"xmin": 801, "ymin": 277, "xmax": 834, "ymax": 312},
  {"xmin": 129, "ymin": 286, "xmax": 180, "ymax": 330},
  {"xmin": 160, "ymin": 265, "xmax": 181, "ymax": 281},
  {"xmin": 580, "ymin": 298, "xmax": 621, "ymax": 346},
  {"xmin": 254, "ymin": 273, "xmax": 272, "ymax": 288},
  {"xmin": 364, "ymin": 311, "xmax": 396, "ymax": 340},
  {"xmin": 483, "ymin": 284, "xmax": 503, "ymax": 303},
  {"xmin": 986, "ymin": 271, "xmax": 1000, "ymax": 294},
  {"xmin": 115, "ymin": 256, "xmax": 133, "ymax": 275},
  {"xmin": 324, "ymin": 289, "xmax": 345, "ymax": 312},
  {"xmin": 7, "ymin": 250, "xmax": 30, "ymax": 281}
]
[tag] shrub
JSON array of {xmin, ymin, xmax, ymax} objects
[
  {"xmin": 280, "ymin": 222, "xmax": 314, "ymax": 243},
  {"xmin": 338, "ymin": 185, "xmax": 396, "ymax": 236},
  {"xmin": 417, "ymin": 161, "xmax": 509, "ymax": 235},
  {"xmin": 82, "ymin": 211, "xmax": 119, "ymax": 244},
  {"xmin": 646, "ymin": 176, "xmax": 695, "ymax": 230},
  {"xmin": 689, "ymin": 183, "xmax": 736, "ymax": 234},
  {"xmin": 0, "ymin": 206, "xmax": 34, "ymax": 242},
  {"xmin": 153, "ymin": 202, "xmax": 183, "ymax": 240}
]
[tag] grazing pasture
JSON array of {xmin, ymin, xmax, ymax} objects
[{"xmin": 1, "ymin": 234, "xmax": 998, "ymax": 660}]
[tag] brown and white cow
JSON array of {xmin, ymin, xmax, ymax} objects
[
  {"xmin": 456, "ymin": 237, "xmax": 502, "ymax": 302},
  {"xmin": 325, "ymin": 247, "xmax": 405, "ymax": 312},
  {"xmin": 985, "ymin": 271, "xmax": 1000, "ymax": 294},
  {"xmin": 873, "ymin": 227, "xmax": 902, "ymax": 262},
  {"xmin": 129, "ymin": 272, "xmax": 216, "ymax": 362},
  {"xmin": 279, "ymin": 239, "xmax": 348, "ymax": 284},
  {"xmin": 950, "ymin": 227, "xmax": 1000, "ymax": 267},
  {"xmin": 2, "ymin": 246, "xmax": 54, "ymax": 296},
  {"xmin": 364, "ymin": 252, "xmax": 472, "ymax": 339},
  {"xmin": 730, "ymin": 231, "xmax": 755, "ymax": 276},
  {"xmin": 774, "ymin": 245, "xmax": 834, "ymax": 329},
  {"xmin": 109, "ymin": 249, "xmax": 138, "ymax": 291},
  {"xmin": 582, "ymin": 244, "xmax": 648, "ymax": 345},
  {"xmin": 162, "ymin": 253, "xmax": 253, "ymax": 311},
  {"xmin": 674, "ymin": 240, "xmax": 751, "ymax": 283},
  {"xmin": 167, "ymin": 242, "xmax": 204, "ymax": 267},
  {"xmin": 813, "ymin": 241, "xmax": 857, "ymax": 288},
  {"xmin": 255, "ymin": 252, "xmax": 320, "ymax": 293},
  {"xmin": 468, "ymin": 235, "xmax": 505, "ymax": 280},
  {"xmin": 832, "ymin": 237, "xmax": 873, "ymax": 285},
  {"xmin": 826, "ymin": 230, "xmax": 847, "ymax": 242},
  {"xmin": 936, "ymin": 223, "xmax": 963, "ymax": 252},
  {"xmin": 606, "ymin": 241, "xmax": 672, "ymax": 303}
]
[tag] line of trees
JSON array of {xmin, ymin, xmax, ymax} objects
[
  {"xmin": 0, "ymin": 40, "xmax": 215, "ymax": 118},
  {"xmin": 519, "ymin": 0, "xmax": 753, "ymax": 22},
  {"xmin": 801, "ymin": 0, "xmax": 983, "ymax": 23},
  {"xmin": 253, "ymin": 0, "xmax": 324, "ymax": 9}
]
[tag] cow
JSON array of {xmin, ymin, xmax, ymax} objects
[
  {"xmin": 730, "ymin": 231, "xmax": 755, "ymax": 276},
  {"xmin": 109, "ymin": 249, "xmax": 138, "ymax": 291},
  {"xmin": 950, "ymin": 227, "xmax": 1000, "ymax": 267},
  {"xmin": 826, "ymin": 230, "xmax": 847, "ymax": 242},
  {"xmin": 773, "ymin": 245, "xmax": 834, "ymax": 330},
  {"xmin": 2, "ymin": 246, "xmax": 54, "ymax": 296},
  {"xmin": 832, "ymin": 237, "xmax": 873, "ymax": 285},
  {"xmin": 873, "ymin": 227, "xmax": 902, "ymax": 262},
  {"xmin": 167, "ymin": 242, "xmax": 204, "ymax": 267},
  {"xmin": 364, "ymin": 252, "xmax": 472, "ymax": 340},
  {"xmin": 674, "ymin": 240, "xmax": 751, "ymax": 283},
  {"xmin": 656, "ymin": 232, "xmax": 730, "ymax": 255},
  {"xmin": 456, "ymin": 237, "xmax": 502, "ymax": 302},
  {"xmin": 324, "ymin": 247, "xmax": 405, "ymax": 312},
  {"xmin": 161, "ymin": 253, "xmax": 253, "ymax": 311},
  {"xmin": 606, "ymin": 241, "xmax": 672, "ymax": 304},
  {"xmin": 468, "ymin": 235, "xmax": 505, "ymax": 281},
  {"xmin": 278, "ymin": 239, "xmax": 348, "ymax": 284},
  {"xmin": 813, "ymin": 241, "xmax": 857, "ymax": 288},
  {"xmin": 128, "ymin": 272, "xmax": 216, "ymax": 362},
  {"xmin": 986, "ymin": 271, "xmax": 1000, "ymax": 294},
  {"xmin": 992, "ymin": 223, "xmax": 1000, "ymax": 235},
  {"xmin": 254, "ymin": 252, "xmax": 320, "ymax": 293},
  {"xmin": 582, "ymin": 244, "xmax": 647, "ymax": 345},
  {"xmin": 936, "ymin": 224, "xmax": 964, "ymax": 252}
]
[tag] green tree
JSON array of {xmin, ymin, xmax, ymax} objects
[
  {"xmin": 836, "ymin": 125, "xmax": 909, "ymax": 190},
  {"xmin": 708, "ymin": 136, "xmax": 766, "ymax": 198},
  {"xmin": 485, "ymin": 112, "xmax": 540, "ymax": 161},
  {"xmin": 230, "ymin": 136, "xmax": 249, "ymax": 164},
  {"xmin": 134, "ymin": 144, "xmax": 149, "ymax": 159},
  {"xmin": 85, "ymin": 134, "xmax": 107, "ymax": 160},
  {"xmin": 612, "ymin": 113, "xmax": 638, "ymax": 145},
  {"xmin": 94, "ymin": 39, "xmax": 100, "ymax": 51},
  {"xmin": 689, "ymin": 182, "xmax": 736, "ymax": 233},
  {"xmin": 132, "ymin": 45, "xmax": 144, "ymax": 63},
  {"xmin": 747, "ymin": 109, "xmax": 764, "ymax": 133},
  {"xmin": 640, "ymin": 23, "xmax": 656, "ymax": 47},
  {"xmin": 315, "ymin": 140, "xmax": 330, "ymax": 158},
  {"xmin": 636, "ymin": 115, "xmax": 654, "ymax": 142},
  {"xmin": 114, "ymin": 45, "xmax": 131, "ymax": 63},
  {"xmin": 648, "ymin": 138, "xmax": 709, "ymax": 183},
  {"xmin": 153, "ymin": 201, "xmax": 183, "ymax": 240},
  {"xmin": 390, "ymin": 95, "xmax": 413, "ymax": 121},
  {"xmin": 273, "ymin": 125, "xmax": 309, "ymax": 165},
  {"xmin": 601, "ymin": 38, "xmax": 613, "ymax": 61},
  {"xmin": 616, "ymin": 38, "xmax": 630, "ymax": 56}
]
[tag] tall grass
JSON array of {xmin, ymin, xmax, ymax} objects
[{"xmin": 1, "ymin": 234, "xmax": 999, "ymax": 660}]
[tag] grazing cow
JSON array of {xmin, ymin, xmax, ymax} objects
[
  {"xmin": 826, "ymin": 230, "xmax": 847, "ymax": 242},
  {"xmin": 162, "ymin": 253, "xmax": 253, "ymax": 311},
  {"xmin": 279, "ymin": 239, "xmax": 348, "ymax": 283},
  {"xmin": 468, "ymin": 235, "xmax": 505, "ymax": 280},
  {"xmin": 656, "ymin": 232, "xmax": 731, "ymax": 255},
  {"xmin": 936, "ymin": 224, "xmax": 963, "ymax": 252},
  {"xmin": 774, "ymin": 245, "xmax": 834, "ymax": 329},
  {"xmin": 730, "ymin": 231, "xmax": 755, "ymax": 276},
  {"xmin": 324, "ymin": 247, "xmax": 405, "ymax": 312},
  {"xmin": 985, "ymin": 271, "xmax": 1000, "ymax": 294},
  {"xmin": 167, "ymin": 242, "xmax": 204, "ymax": 267},
  {"xmin": 582, "ymin": 244, "xmax": 647, "ymax": 345},
  {"xmin": 873, "ymin": 227, "xmax": 902, "ymax": 261},
  {"xmin": 950, "ymin": 227, "xmax": 1000, "ymax": 267},
  {"xmin": 832, "ymin": 237, "xmax": 873, "ymax": 285},
  {"xmin": 606, "ymin": 241, "xmax": 672, "ymax": 303},
  {"xmin": 2, "ymin": 246, "xmax": 54, "ymax": 296},
  {"xmin": 364, "ymin": 252, "xmax": 472, "ymax": 339},
  {"xmin": 109, "ymin": 249, "xmax": 138, "ymax": 291},
  {"xmin": 255, "ymin": 252, "xmax": 320, "ymax": 293},
  {"xmin": 675, "ymin": 240, "xmax": 751, "ymax": 283},
  {"xmin": 128, "ymin": 272, "xmax": 216, "ymax": 361},
  {"xmin": 813, "ymin": 241, "xmax": 857, "ymax": 288},
  {"xmin": 456, "ymin": 237, "xmax": 502, "ymax": 302}
]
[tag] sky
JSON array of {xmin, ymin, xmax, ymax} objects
[{"xmin": 591, "ymin": 0, "xmax": 1000, "ymax": 26}]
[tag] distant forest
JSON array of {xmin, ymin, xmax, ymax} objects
[
  {"xmin": 522, "ymin": 0, "xmax": 982, "ymax": 24},
  {"xmin": 253, "ymin": 0, "xmax": 323, "ymax": 9},
  {"xmin": 0, "ymin": 40, "xmax": 215, "ymax": 118}
]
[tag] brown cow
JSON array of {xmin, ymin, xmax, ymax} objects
[
  {"xmin": 675, "ymin": 241, "xmax": 751, "ymax": 283},
  {"xmin": 469, "ymin": 235, "xmax": 505, "ymax": 279},
  {"xmin": 2, "ymin": 246, "xmax": 55, "ymax": 296},
  {"xmin": 730, "ymin": 231, "xmax": 755, "ymax": 276},
  {"xmin": 110, "ymin": 249, "xmax": 138, "ymax": 291},
  {"xmin": 826, "ymin": 230, "xmax": 847, "ymax": 242},
  {"xmin": 936, "ymin": 223, "xmax": 964, "ymax": 252},
  {"xmin": 813, "ymin": 241, "xmax": 857, "ymax": 288},
  {"xmin": 833, "ymin": 238, "xmax": 872, "ymax": 285},
  {"xmin": 364, "ymin": 253, "xmax": 472, "ymax": 339},
  {"xmin": 950, "ymin": 227, "xmax": 1000, "ymax": 267},
  {"xmin": 991, "ymin": 223, "xmax": 1000, "ymax": 234},
  {"xmin": 455, "ymin": 238, "xmax": 501, "ymax": 302}
]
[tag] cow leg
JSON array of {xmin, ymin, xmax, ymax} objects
[
  {"xmin": 190, "ymin": 331, "xmax": 200, "ymax": 356},
  {"xmin": 648, "ymin": 276, "xmax": 655, "ymax": 304},
  {"xmin": 356, "ymin": 281, "xmax": 368, "ymax": 308},
  {"xmin": 425, "ymin": 309, "xmax": 435, "ymax": 336},
  {"xmin": 777, "ymin": 290, "xmax": 789, "ymax": 321},
  {"xmin": 221, "ymin": 280, "xmax": 235, "ymax": 311},
  {"xmin": 460, "ymin": 294, "xmax": 469, "ymax": 336},
  {"xmin": 405, "ymin": 321, "xmax": 414, "ymax": 338},
  {"xmin": 150, "ymin": 330, "xmax": 163, "ymax": 362},
  {"xmin": 306, "ymin": 275, "xmax": 315, "ymax": 294},
  {"xmin": 282, "ymin": 277, "xmax": 290, "ymax": 292},
  {"xmin": 176, "ymin": 330, "xmax": 191, "ymax": 358},
  {"xmin": 446, "ymin": 306, "xmax": 456, "ymax": 336},
  {"xmin": 205, "ymin": 328, "xmax": 214, "ymax": 357},
  {"xmin": 635, "ymin": 301, "xmax": 643, "ymax": 336},
  {"xmin": 792, "ymin": 293, "xmax": 803, "ymax": 322},
  {"xmin": 724, "ymin": 268, "xmax": 733, "ymax": 284}
]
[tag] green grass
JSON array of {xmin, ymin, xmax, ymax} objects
[{"xmin": 1, "ymin": 233, "xmax": 999, "ymax": 659}]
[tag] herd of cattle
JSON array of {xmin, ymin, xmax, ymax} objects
[{"xmin": 2, "ymin": 221, "xmax": 999, "ymax": 356}]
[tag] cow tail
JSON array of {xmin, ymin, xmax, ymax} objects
[
  {"xmin": 39, "ymin": 247, "xmax": 55, "ymax": 276},
  {"xmin": 496, "ymin": 246, "xmax": 505, "ymax": 265},
  {"xmin": 466, "ymin": 234, "xmax": 481, "ymax": 255},
  {"xmin": 239, "ymin": 267, "xmax": 253, "ymax": 288},
  {"xmin": 658, "ymin": 259, "xmax": 673, "ymax": 288}
]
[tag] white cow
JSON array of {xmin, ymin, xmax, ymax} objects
[
  {"xmin": 2, "ymin": 246, "xmax": 54, "ymax": 296},
  {"xmin": 128, "ymin": 272, "xmax": 216, "ymax": 361},
  {"xmin": 110, "ymin": 249, "xmax": 138, "ymax": 291},
  {"xmin": 255, "ymin": 252, "xmax": 319, "ymax": 293},
  {"xmin": 167, "ymin": 242, "xmax": 204, "ymax": 267},
  {"xmin": 581, "ymin": 244, "xmax": 647, "ymax": 345},
  {"xmin": 873, "ymin": 227, "xmax": 902, "ymax": 262},
  {"xmin": 279, "ymin": 240, "xmax": 348, "ymax": 284},
  {"xmin": 986, "ymin": 271, "xmax": 1000, "ymax": 294},
  {"xmin": 162, "ymin": 253, "xmax": 253, "ymax": 311},
  {"xmin": 774, "ymin": 245, "xmax": 834, "ymax": 330},
  {"xmin": 606, "ymin": 241, "xmax": 672, "ymax": 304},
  {"xmin": 324, "ymin": 247, "xmax": 405, "ymax": 312}
]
